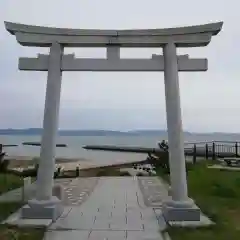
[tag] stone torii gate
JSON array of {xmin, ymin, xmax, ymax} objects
[{"xmin": 5, "ymin": 21, "xmax": 223, "ymax": 221}]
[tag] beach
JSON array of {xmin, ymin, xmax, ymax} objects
[
  {"xmin": 4, "ymin": 154, "xmax": 149, "ymax": 172},
  {"xmin": 4, "ymin": 155, "xmax": 96, "ymax": 170}
]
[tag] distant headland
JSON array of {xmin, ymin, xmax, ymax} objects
[{"xmin": 0, "ymin": 128, "xmax": 239, "ymax": 137}]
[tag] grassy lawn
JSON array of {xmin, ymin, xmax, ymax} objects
[
  {"xmin": 157, "ymin": 161, "xmax": 240, "ymax": 240},
  {"xmin": 0, "ymin": 224, "xmax": 45, "ymax": 240},
  {"xmin": 0, "ymin": 174, "xmax": 45, "ymax": 240},
  {"xmin": 0, "ymin": 174, "xmax": 23, "ymax": 195}
]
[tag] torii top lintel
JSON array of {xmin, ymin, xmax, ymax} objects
[{"xmin": 4, "ymin": 21, "xmax": 223, "ymax": 48}]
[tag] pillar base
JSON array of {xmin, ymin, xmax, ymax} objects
[
  {"xmin": 21, "ymin": 196, "xmax": 63, "ymax": 221},
  {"xmin": 162, "ymin": 198, "xmax": 200, "ymax": 221}
]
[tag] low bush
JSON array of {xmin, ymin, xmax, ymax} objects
[
  {"xmin": 20, "ymin": 169, "xmax": 38, "ymax": 177},
  {"xmin": 119, "ymin": 171, "xmax": 131, "ymax": 176},
  {"xmin": 96, "ymin": 169, "xmax": 124, "ymax": 177},
  {"xmin": 0, "ymin": 160, "xmax": 10, "ymax": 173}
]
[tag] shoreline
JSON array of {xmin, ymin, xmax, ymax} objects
[
  {"xmin": 4, "ymin": 154, "xmax": 151, "ymax": 171},
  {"xmin": 5, "ymin": 155, "xmax": 199, "ymax": 167},
  {"xmin": 5, "ymin": 155, "xmax": 95, "ymax": 170}
]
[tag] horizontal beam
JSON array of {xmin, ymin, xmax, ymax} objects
[
  {"xmin": 19, "ymin": 54, "xmax": 208, "ymax": 72},
  {"xmin": 15, "ymin": 32, "xmax": 212, "ymax": 48},
  {"xmin": 5, "ymin": 21, "xmax": 223, "ymax": 48}
]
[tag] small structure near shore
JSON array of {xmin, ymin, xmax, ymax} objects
[
  {"xmin": 0, "ymin": 144, "xmax": 19, "ymax": 171},
  {"xmin": 22, "ymin": 142, "xmax": 67, "ymax": 147}
]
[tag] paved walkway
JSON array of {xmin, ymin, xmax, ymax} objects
[{"xmin": 45, "ymin": 177, "xmax": 165, "ymax": 240}]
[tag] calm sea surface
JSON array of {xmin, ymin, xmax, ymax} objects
[{"xmin": 0, "ymin": 134, "xmax": 239, "ymax": 165}]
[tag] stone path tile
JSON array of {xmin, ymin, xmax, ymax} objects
[
  {"xmin": 54, "ymin": 179, "xmax": 74, "ymax": 185},
  {"xmin": 138, "ymin": 177, "xmax": 170, "ymax": 207},
  {"xmin": 47, "ymin": 177, "xmax": 164, "ymax": 239},
  {"xmin": 44, "ymin": 230, "xmax": 90, "ymax": 240},
  {"xmin": 127, "ymin": 230, "xmax": 163, "ymax": 240},
  {"xmin": 0, "ymin": 178, "xmax": 98, "ymax": 207},
  {"xmin": 89, "ymin": 230, "xmax": 126, "ymax": 240},
  {"xmin": 62, "ymin": 177, "xmax": 99, "ymax": 206}
]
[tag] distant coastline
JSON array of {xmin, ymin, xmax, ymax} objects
[{"xmin": 0, "ymin": 128, "xmax": 239, "ymax": 137}]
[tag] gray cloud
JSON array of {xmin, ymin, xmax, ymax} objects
[{"xmin": 0, "ymin": 0, "xmax": 239, "ymax": 132}]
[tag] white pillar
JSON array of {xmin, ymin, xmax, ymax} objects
[
  {"xmin": 163, "ymin": 41, "xmax": 189, "ymax": 202},
  {"xmin": 162, "ymin": 42, "xmax": 200, "ymax": 221},
  {"xmin": 36, "ymin": 42, "xmax": 63, "ymax": 200}
]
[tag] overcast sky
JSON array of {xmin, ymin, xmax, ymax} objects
[{"xmin": 0, "ymin": 0, "xmax": 239, "ymax": 132}]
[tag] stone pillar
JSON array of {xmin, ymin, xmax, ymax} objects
[
  {"xmin": 36, "ymin": 42, "xmax": 63, "ymax": 200},
  {"xmin": 162, "ymin": 42, "xmax": 200, "ymax": 221},
  {"xmin": 21, "ymin": 42, "xmax": 64, "ymax": 220}
]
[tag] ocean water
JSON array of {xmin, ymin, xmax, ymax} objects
[{"xmin": 0, "ymin": 134, "xmax": 239, "ymax": 165}]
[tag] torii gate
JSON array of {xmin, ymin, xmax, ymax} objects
[{"xmin": 5, "ymin": 21, "xmax": 223, "ymax": 221}]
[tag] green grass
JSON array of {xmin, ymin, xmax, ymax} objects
[
  {"xmin": 0, "ymin": 174, "xmax": 23, "ymax": 195},
  {"xmin": 0, "ymin": 225, "xmax": 45, "ymax": 240},
  {"xmin": 0, "ymin": 174, "xmax": 45, "ymax": 239},
  {"xmin": 157, "ymin": 161, "xmax": 240, "ymax": 240},
  {"xmin": 0, "ymin": 203, "xmax": 23, "ymax": 222}
]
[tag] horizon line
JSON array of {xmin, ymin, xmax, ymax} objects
[{"xmin": 0, "ymin": 128, "xmax": 240, "ymax": 134}]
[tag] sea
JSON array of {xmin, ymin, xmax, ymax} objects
[{"xmin": 1, "ymin": 134, "xmax": 240, "ymax": 165}]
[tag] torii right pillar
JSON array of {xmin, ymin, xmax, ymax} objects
[
  {"xmin": 162, "ymin": 34, "xmax": 225, "ymax": 220},
  {"xmin": 162, "ymin": 41, "xmax": 198, "ymax": 221},
  {"xmin": 160, "ymin": 22, "xmax": 223, "ymax": 221}
]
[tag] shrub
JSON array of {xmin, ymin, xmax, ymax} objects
[
  {"xmin": 0, "ymin": 159, "xmax": 10, "ymax": 173},
  {"xmin": 148, "ymin": 152, "xmax": 170, "ymax": 173},
  {"xmin": 119, "ymin": 171, "xmax": 131, "ymax": 176},
  {"xmin": 96, "ymin": 169, "xmax": 123, "ymax": 177},
  {"xmin": 186, "ymin": 162, "xmax": 194, "ymax": 171},
  {"xmin": 21, "ymin": 168, "xmax": 38, "ymax": 177},
  {"xmin": 75, "ymin": 167, "xmax": 80, "ymax": 177}
]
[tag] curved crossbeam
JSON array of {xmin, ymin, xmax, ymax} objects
[{"xmin": 5, "ymin": 21, "xmax": 223, "ymax": 47}]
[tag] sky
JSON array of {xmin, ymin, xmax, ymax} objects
[{"xmin": 0, "ymin": 0, "xmax": 239, "ymax": 132}]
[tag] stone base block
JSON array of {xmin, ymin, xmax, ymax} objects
[
  {"xmin": 23, "ymin": 184, "xmax": 64, "ymax": 202},
  {"xmin": 21, "ymin": 196, "xmax": 63, "ymax": 221},
  {"xmin": 168, "ymin": 213, "xmax": 214, "ymax": 227},
  {"xmin": 162, "ymin": 199, "xmax": 200, "ymax": 222}
]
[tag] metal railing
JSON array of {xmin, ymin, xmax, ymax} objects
[{"xmin": 184, "ymin": 141, "xmax": 240, "ymax": 163}]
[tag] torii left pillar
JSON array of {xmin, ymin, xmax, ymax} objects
[{"xmin": 22, "ymin": 42, "xmax": 64, "ymax": 220}]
